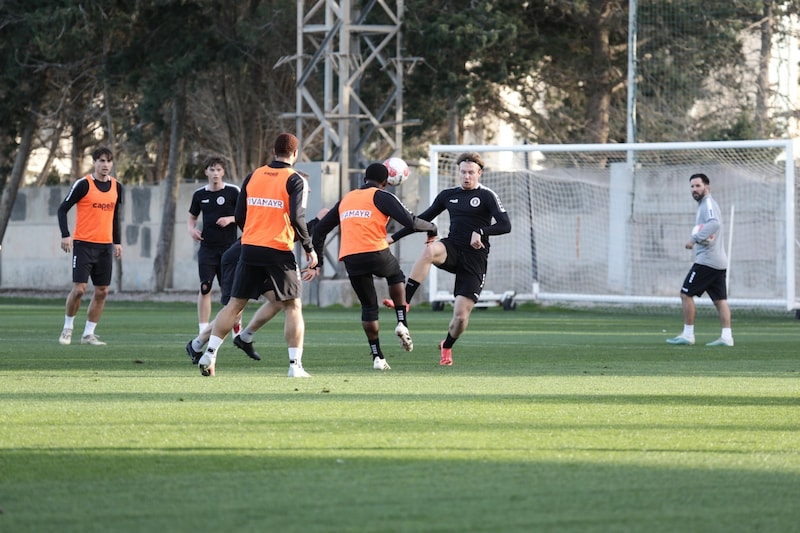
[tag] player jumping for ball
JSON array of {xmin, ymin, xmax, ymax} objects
[{"xmin": 385, "ymin": 152, "xmax": 511, "ymax": 366}]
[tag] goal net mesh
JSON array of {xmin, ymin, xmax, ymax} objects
[{"xmin": 429, "ymin": 141, "xmax": 797, "ymax": 311}]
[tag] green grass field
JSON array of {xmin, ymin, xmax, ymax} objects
[{"xmin": 1, "ymin": 298, "xmax": 798, "ymax": 532}]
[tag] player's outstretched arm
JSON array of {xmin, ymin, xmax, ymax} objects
[{"xmin": 376, "ymin": 190, "xmax": 438, "ymax": 242}]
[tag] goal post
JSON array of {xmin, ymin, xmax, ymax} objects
[{"xmin": 428, "ymin": 140, "xmax": 797, "ymax": 311}]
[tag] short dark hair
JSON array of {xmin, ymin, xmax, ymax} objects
[
  {"xmin": 204, "ymin": 156, "xmax": 225, "ymax": 169},
  {"xmin": 456, "ymin": 152, "xmax": 484, "ymax": 170},
  {"xmin": 364, "ymin": 162, "xmax": 388, "ymax": 184},
  {"xmin": 690, "ymin": 173, "xmax": 709, "ymax": 185},
  {"xmin": 274, "ymin": 133, "xmax": 299, "ymax": 157},
  {"xmin": 92, "ymin": 147, "xmax": 113, "ymax": 161}
]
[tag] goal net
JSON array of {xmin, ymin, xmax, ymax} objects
[{"xmin": 428, "ymin": 140, "xmax": 797, "ymax": 311}]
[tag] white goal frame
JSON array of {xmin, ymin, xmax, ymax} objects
[{"xmin": 428, "ymin": 140, "xmax": 797, "ymax": 311}]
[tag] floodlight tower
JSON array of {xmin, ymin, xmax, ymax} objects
[{"xmin": 278, "ymin": 0, "xmax": 412, "ymax": 191}]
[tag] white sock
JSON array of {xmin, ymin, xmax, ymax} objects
[
  {"xmin": 63, "ymin": 316, "xmax": 75, "ymax": 329},
  {"xmin": 191, "ymin": 338, "xmax": 204, "ymax": 352},
  {"xmin": 682, "ymin": 325, "xmax": 694, "ymax": 338},
  {"xmin": 199, "ymin": 322, "xmax": 209, "ymax": 335},
  {"xmin": 206, "ymin": 335, "xmax": 223, "ymax": 353},
  {"xmin": 721, "ymin": 328, "xmax": 733, "ymax": 341},
  {"xmin": 239, "ymin": 329, "xmax": 254, "ymax": 343},
  {"xmin": 289, "ymin": 347, "xmax": 303, "ymax": 366},
  {"xmin": 83, "ymin": 321, "xmax": 97, "ymax": 337}
]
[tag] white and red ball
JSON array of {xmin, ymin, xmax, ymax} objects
[{"xmin": 383, "ymin": 157, "xmax": 410, "ymax": 186}]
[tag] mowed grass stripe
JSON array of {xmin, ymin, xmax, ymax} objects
[{"xmin": 0, "ymin": 299, "xmax": 798, "ymax": 532}]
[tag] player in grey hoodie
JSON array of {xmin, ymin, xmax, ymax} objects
[{"xmin": 666, "ymin": 173, "xmax": 733, "ymax": 347}]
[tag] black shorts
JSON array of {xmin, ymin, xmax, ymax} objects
[
  {"xmin": 681, "ymin": 263, "xmax": 728, "ymax": 300},
  {"xmin": 219, "ymin": 241, "xmax": 269, "ymax": 305},
  {"xmin": 197, "ymin": 245, "xmax": 229, "ymax": 285},
  {"xmin": 344, "ymin": 250, "xmax": 405, "ymax": 318},
  {"xmin": 219, "ymin": 241, "xmax": 241, "ymax": 305},
  {"xmin": 230, "ymin": 249, "xmax": 301, "ymax": 302},
  {"xmin": 342, "ymin": 249, "xmax": 405, "ymax": 285},
  {"xmin": 437, "ymin": 238, "xmax": 487, "ymax": 303},
  {"xmin": 71, "ymin": 241, "xmax": 114, "ymax": 286}
]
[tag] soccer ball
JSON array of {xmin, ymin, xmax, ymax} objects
[{"xmin": 383, "ymin": 157, "xmax": 410, "ymax": 186}]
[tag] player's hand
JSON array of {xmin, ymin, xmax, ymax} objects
[
  {"xmin": 470, "ymin": 231, "xmax": 485, "ymax": 249},
  {"xmin": 685, "ymin": 240, "xmax": 695, "ymax": 250},
  {"xmin": 216, "ymin": 216, "xmax": 235, "ymax": 227},
  {"xmin": 386, "ymin": 236, "xmax": 394, "ymax": 245},
  {"xmin": 113, "ymin": 244, "xmax": 122, "ymax": 258},
  {"xmin": 301, "ymin": 266, "xmax": 320, "ymax": 281},
  {"xmin": 61, "ymin": 237, "xmax": 73, "ymax": 254},
  {"xmin": 189, "ymin": 228, "xmax": 202, "ymax": 241},
  {"xmin": 305, "ymin": 249, "xmax": 318, "ymax": 269},
  {"xmin": 426, "ymin": 227, "xmax": 438, "ymax": 244}
]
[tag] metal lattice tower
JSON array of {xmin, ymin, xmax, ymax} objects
[{"xmin": 278, "ymin": 0, "xmax": 415, "ymax": 190}]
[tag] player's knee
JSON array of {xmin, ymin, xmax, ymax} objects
[
  {"xmin": 387, "ymin": 272, "xmax": 405, "ymax": 286},
  {"xmin": 422, "ymin": 241, "xmax": 445, "ymax": 263},
  {"xmin": 420, "ymin": 245, "xmax": 436, "ymax": 262},
  {"xmin": 361, "ymin": 306, "xmax": 379, "ymax": 322},
  {"xmin": 71, "ymin": 285, "xmax": 87, "ymax": 299},
  {"xmin": 282, "ymin": 299, "xmax": 302, "ymax": 312},
  {"xmin": 200, "ymin": 281, "xmax": 213, "ymax": 295}
]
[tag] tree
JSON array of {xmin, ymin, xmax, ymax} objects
[
  {"xmin": 635, "ymin": 1, "xmax": 752, "ymax": 141},
  {"xmin": 755, "ymin": 0, "xmax": 775, "ymax": 138},
  {"xmin": 152, "ymin": 88, "xmax": 186, "ymax": 291},
  {"xmin": 0, "ymin": 1, "xmax": 107, "ymax": 245},
  {"xmin": 0, "ymin": 117, "xmax": 37, "ymax": 246},
  {"xmin": 402, "ymin": 1, "xmax": 544, "ymax": 150},
  {"xmin": 400, "ymin": 0, "xmax": 633, "ymax": 146},
  {"xmin": 109, "ymin": 1, "xmax": 218, "ymax": 289},
  {"xmin": 400, "ymin": 0, "xmax": 795, "ymax": 146},
  {"xmin": 0, "ymin": 5, "xmax": 39, "ymax": 238},
  {"xmin": 182, "ymin": 1, "xmax": 299, "ymax": 181}
]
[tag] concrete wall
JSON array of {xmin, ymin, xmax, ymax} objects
[
  {"xmin": 1, "ymin": 182, "xmax": 197, "ymax": 292},
  {"xmin": 0, "ymin": 176, "xmax": 431, "ymax": 306}
]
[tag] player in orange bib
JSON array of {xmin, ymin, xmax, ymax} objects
[
  {"xmin": 196, "ymin": 133, "xmax": 318, "ymax": 377},
  {"xmin": 312, "ymin": 163, "xmax": 437, "ymax": 370},
  {"xmin": 56, "ymin": 147, "xmax": 123, "ymax": 346}
]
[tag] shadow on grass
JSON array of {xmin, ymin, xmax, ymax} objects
[{"xmin": 1, "ymin": 451, "xmax": 798, "ymax": 533}]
